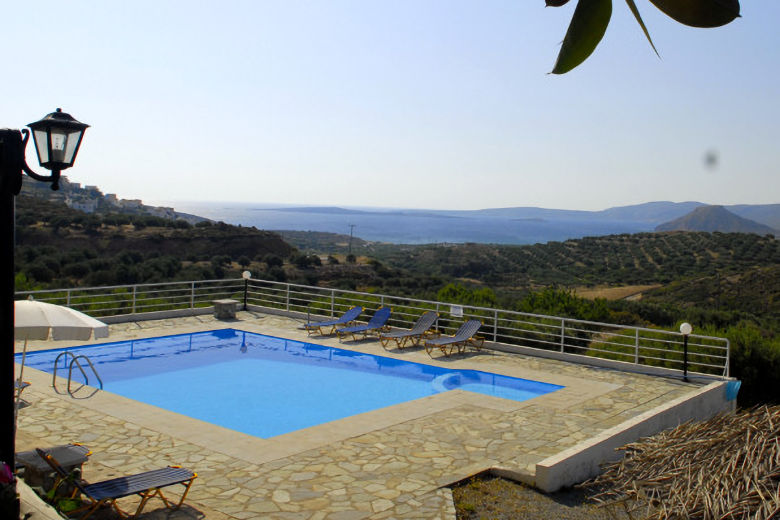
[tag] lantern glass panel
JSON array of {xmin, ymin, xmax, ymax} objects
[
  {"xmin": 33, "ymin": 129, "xmax": 49, "ymax": 165},
  {"xmin": 64, "ymin": 129, "xmax": 83, "ymax": 165}
]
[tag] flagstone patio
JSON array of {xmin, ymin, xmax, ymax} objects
[{"xmin": 15, "ymin": 310, "xmax": 706, "ymax": 519}]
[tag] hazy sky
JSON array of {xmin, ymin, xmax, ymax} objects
[{"xmin": 4, "ymin": 1, "xmax": 778, "ymax": 211}]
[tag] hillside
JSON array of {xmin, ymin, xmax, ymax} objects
[
  {"xmin": 14, "ymin": 196, "xmax": 294, "ymax": 287},
  {"xmin": 656, "ymin": 205, "xmax": 777, "ymax": 235},
  {"xmin": 19, "ymin": 175, "xmax": 208, "ymax": 224},
  {"xmin": 277, "ymin": 230, "xmax": 370, "ymax": 254},
  {"xmin": 641, "ymin": 264, "xmax": 780, "ymax": 318},
  {"xmin": 370, "ymin": 232, "xmax": 780, "ymax": 288}
]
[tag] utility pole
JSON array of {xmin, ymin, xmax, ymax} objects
[{"xmin": 348, "ymin": 224, "xmax": 356, "ymax": 255}]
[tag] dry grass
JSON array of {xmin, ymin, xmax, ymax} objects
[
  {"xmin": 574, "ymin": 285, "xmax": 662, "ymax": 301},
  {"xmin": 452, "ymin": 474, "xmax": 634, "ymax": 520},
  {"xmin": 581, "ymin": 405, "xmax": 780, "ymax": 520}
]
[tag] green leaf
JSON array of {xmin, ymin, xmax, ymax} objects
[
  {"xmin": 625, "ymin": 0, "xmax": 659, "ymax": 58},
  {"xmin": 648, "ymin": 0, "xmax": 740, "ymax": 28},
  {"xmin": 552, "ymin": 0, "xmax": 613, "ymax": 74},
  {"xmin": 546, "ymin": 0, "xmax": 571, "ymax": 6}
]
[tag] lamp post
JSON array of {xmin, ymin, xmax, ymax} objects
[
  {"xmin": 242, "ymin": 271, "xmax": 251, "ymax": 311},
  {"xmin": 0, "ymin": 109, "xmax": 88, "ymax": 517},
  {"xmin": 680, "ymin": 322, "xmax": 693, "ymax": 382}
]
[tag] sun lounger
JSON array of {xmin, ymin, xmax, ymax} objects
[
  {"xmin": 424, "ymin": 319, "xmax": 483, "ymax": 357},
  {"xmin": 379, "ymin": 311, "xmax": 438, "ymax": 349},
  {"xmin": 15, "ymin": 380, "xmax": 30, "ymax": 398},
  {"xmin": 304, "ymin": 306, "xmax": 362, "ymax": 335},
  {"xmin": 337, "ymin": 307, "xmax": 392, "ymax": 342},
  {"xmin": 36, "ymin": 448, "xmax": 197, "ymax": 520}
]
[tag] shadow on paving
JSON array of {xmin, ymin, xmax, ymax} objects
[{"xmin": 65, "ymin": 503, "xmax": 211, "ymax": 520}]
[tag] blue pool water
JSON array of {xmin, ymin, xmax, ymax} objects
[{"xmin": 20, "ymin": 329, "xmax": 562, "ymax": 438}]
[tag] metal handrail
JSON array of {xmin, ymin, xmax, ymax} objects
[
  {"xmin": 19, "ymin": 277, "xmax": 731, "ymax": 378},
  {"xmin": 52, "ymin": 351, "xmax": 77, "ymax": 389},
  {"xmin": 52, "ymin": 351, "xmax": 103, "ymax": 397}
]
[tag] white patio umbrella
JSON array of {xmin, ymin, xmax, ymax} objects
[
  {"xmin": 15, "ymin": 300, "xmax": 109, "ymax": 342},
  {"xmin": 14, "ymin": 300, "xmax": 109, "ymax": 412}
]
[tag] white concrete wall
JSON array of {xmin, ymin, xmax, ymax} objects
[
  {"xmin": 488, "ymin": 341, "xmax": 724, "ymax": 381},
  {"xmin": 533, "ymin": 380, "xmax": 735, "ymax": 492},
  {"xmin": 101, "ymin": 307, "xmax": 213, "ymax": 323}
]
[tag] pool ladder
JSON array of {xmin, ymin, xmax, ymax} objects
[{"xmin": 52, "ymin": 352, "xmax": 103, "ymax": 398}]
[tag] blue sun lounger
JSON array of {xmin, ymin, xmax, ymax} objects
[
  {"xmin": 304, "ymin": 305, "xmax": 363, "ymax": 335},
  {"xmin": 36, "ymin": 448, "xmax": 197, "ymax": 520},
  {"xmin": 379, "ymin": 310, "xmax": 438, "ymax": 349},
  {"xmin": 337, "ymin": 306, "xmax": 392, "ymax": 342},
  {"xmin": 424, "ymin": 319, "xmax": 483, "ymax": 357}
]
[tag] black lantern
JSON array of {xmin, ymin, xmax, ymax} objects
[{"xmin": 27, "ymin": 108, "xmax": 89, "ymax": 181}]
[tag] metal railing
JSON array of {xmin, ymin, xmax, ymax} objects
[
  {"xmin": 17, "ymin": 278, "xmax": 730, "ymax": 378},
  {"xmin": 16, "ymin": 279, "xmax": 245, "ymax": 318}
]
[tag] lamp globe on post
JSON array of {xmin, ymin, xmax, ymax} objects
[{"xmin": 680, "ymin": 322, "xmax": 693, "ymax": 382}]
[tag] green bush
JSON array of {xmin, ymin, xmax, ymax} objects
[{"xmin": 726, "ymin": 322, "xmax": 780, "ymax": 405}]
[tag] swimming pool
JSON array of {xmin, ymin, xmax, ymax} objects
[{"xmin": 20, "ymin": 329, "xmax": 562, "ymax": 438}]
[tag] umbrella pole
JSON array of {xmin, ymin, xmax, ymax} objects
[
  {"xmin": 16, "ymin": 339, "xmax": 27, "ymax": 390},
  {"xmin": 13, "ymin": 339, "xmax": 28, "ymax": 431}
]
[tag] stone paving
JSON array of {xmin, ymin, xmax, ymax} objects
[{"xmin": 14, "ymin": 311, "xmax": 700, "ymax": 519}]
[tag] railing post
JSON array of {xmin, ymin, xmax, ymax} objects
[
  {"xmin": 132, "ymin": 285, "xmax": 137, "ymax": 314},
  {"xmin": 286, "ymin": 284, "xmax": 290, "ymax": 312},
  {"xmin": 493, "ymin": 310, "xmax": 498, "ymax": 343},
  {"xmin": 330, "ymin": 290, "xmax": 335, "ymax": 318},
  {"xmin": 560, "ymin": 318, "xmax": 565, "ymax": 353},
  {"xmin": 190, "ymin": 282, "xmax": 195, "ymax": 310},
  {"xmin": 725, "ymin": 339, "xmax": 730, "ymax": 378},
  {"xmin": 635, "ymin": 329, "xmax": 640, "ymax": 364},
  {"xmin": 66, "ymin": 289, "xmax": 71, "ymax": 307}
]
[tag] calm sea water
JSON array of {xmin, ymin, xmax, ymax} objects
[{"xmin": 168, "ymin": 202, "xmax": 655, "ymax": 245}]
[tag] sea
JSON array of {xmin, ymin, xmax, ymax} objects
[{"xmin": 165, "ymin": 201, "xmax": 657, "ymax": 245}]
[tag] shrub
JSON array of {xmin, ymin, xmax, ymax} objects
[
  {"xmin": 26, "ymin": 263, "xmax": 54, "ymax": 283},
  {"xmin": 63, "ymin": 262, "xmax": 90, "ymax": 279},
  {"xmin": 726, "ymin": 322, "xmax": 780, "ymax": 405},
  {"xmin": 263, "ymin": 254, "xmax": 283, "ymax": 268}
]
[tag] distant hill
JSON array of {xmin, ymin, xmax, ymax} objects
[
  {"xmin": 473, "ymin": 201, "xmax": 780, "ymax": 228},
  {"xmin": 597, "ymin": 201, "xmax": 704, "ymax": 223},
  {"xmin": 655, "ymin": 206, "xmax": 777, "ymax": 235},
  {"xmin": 727, "ymin": 204, "xmax": 780, "ymax": 230}
]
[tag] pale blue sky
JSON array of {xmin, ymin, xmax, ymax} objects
[{"xmin": 3, "ymin": 1, "xmax": 778, "ymax": 211}]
